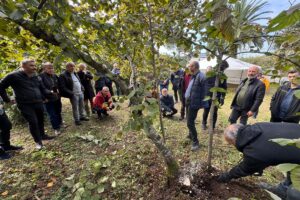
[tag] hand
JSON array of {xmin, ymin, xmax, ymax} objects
[
  {"xmin": 247, "ymin": 111, "xmax": 254, "ymax": 117},
  {"xmin": 217, "ymin": 173, "xmax": 231, "ymax": 183}
]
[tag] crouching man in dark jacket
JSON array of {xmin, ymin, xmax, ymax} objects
[
  {"xmin": 160, "ymin": 88, "xmax": 177, "ymax": 117},
  {"xmin": 218, "ymin": 122, "xmax": 300, "ymax": 200}
]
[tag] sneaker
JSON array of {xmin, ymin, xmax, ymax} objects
[
  {"xmin": 41, "ymin": 134, "xmax": 55, "ymax": 140},
  {"xmin": 191, "ymin": 144, "xmax": 200, "ymax": 151},
  {"xmin": 75, "ymin": 121, "xmax": 82, "ymax": 126},
  {"xmin": 201, "ymin": 124, "xmax": 207, "ymax": 130},
  {"xmin": 0, "ymin": 147, "xmax": 11, "ymax": 160},
  {"xmin": 80, "ymin": 117, "xmax": 89, "ymax": 121},
  {"xmin": 258, "ymin": 182, "xmax": 287, "ymax": 199},
  {"xmin": 54, "ymin": 130, "xmax": 61, "ymax": 136},
  {"xmin": 35, "ymin": 142, "xmax": 43, "ymax": 150},
  {"xmin": 3, "ymin": 145, "xmax": 23, "ymax": 151}
]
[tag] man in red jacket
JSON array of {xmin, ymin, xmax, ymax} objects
[{"xmin": 93, "ymin": 86, "xmax": 114, "ymax": 119}]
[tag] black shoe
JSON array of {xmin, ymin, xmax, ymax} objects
[
  {"xmin": 75, "ymin": 121, "xmax": 82, "ymax": 125},
  {"xmin": 3, "ymin": 145, "xmax": 23, "ymax": 151},
  {"xmin": 191, "ymin": 143, "xmax": 200, "ymax": 151},
  {"xmin": 103, "ymin": 112, "xmax": 109, "ymax": 116},
  {"xmin": 201, "ymin": 124, "xmax": 207, "ymax": 130},
  {"xmin": 41, "ymin": 134, "xmax": 55, "ymax": 140},
  {"xmin": 0, "ymin": 147, "xmax": 11, "ymax": 160},
  {"xmin": 80, "ymin": 117, "xmax": 90, "ymax": 121},
  {"xmin": 179, "ymin": 117, "xmax": 184, "ymax": 121}
]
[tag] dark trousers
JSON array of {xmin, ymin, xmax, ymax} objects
[
  {"xmin": 162, "ymin": 107, "xmax": 177, "ymax": 117},
  {"xmin": 173, "ymin": 89, "xmax": 179, "ymax": 102},
  {"xmin": 17, "ymin": 103, "xmax": 45, "ymax": 143},
  {"xmin": 45, "ymin": 99, "xmax": 62, "ymax": 130},
  {"xmin": 0, "ymin": 112, "xmax": 12, "ymax": 147},
  {"xmin": 270, "ymin": 115, "xmax": 296, "ymax": 123},
  {"xmin": 95, "ymin": 108, "xmax": 108, "ymax": 118},
  {"xmin": 186, "ymin": 105, "xmax": 199, "ymax": 145},
  {"xmin": 180, "ymin": 96, "xmax": 187, "ymax": 118},
  {"xmin": 229, "ymin": 108, "xmax": 249, "ymax": 125},
  {"xmin": 202, "ymin": 101, "xmax": 218, "ymax": 128}
]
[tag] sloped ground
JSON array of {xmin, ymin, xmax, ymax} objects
[{"xmin": 0, "ymin": 88, "xmax": 282, "ymax": 199}]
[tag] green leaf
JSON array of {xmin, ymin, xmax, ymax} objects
[
  {"xmin": 270, "ymin": 138, "xmax": 300, "ymax": 148},
  {"xmin": 111, "ymin": 181, "xmax": 117, "ymax": 188},
  {"xmin": 210, "ymin": 87, "xmax": 227, "ymax": 93},
  {"xmin": 203, "ymin": 96, "xmax": 211, "ymax": 101},
  {"xmin": 267, "ymin": 7, "xmax": 300, "ymax": 32},
  {"xmin": 9, "ymin": 9, "xmax": 24, "ymax": 20},
  {"xmin": 97, "ymin": 184, "xmax": 105, "ymax": 194},
  {"xmin": 99, "ymin": 176, "xmax": 109, "ymax": 183},
  {"xmin": 291, "ymin": 166, "xmax": 300, "ymax": 191},
  {"xmin": 294, "ymin": 90, "xmax": 300, "ymax": 99},
  {"xmin": 127, "ymin": 90, "xmax": 136, "ymax": 99},
  {"xmin": 276, "ymin": 164, "xmax": 298, "ymax": 173}
]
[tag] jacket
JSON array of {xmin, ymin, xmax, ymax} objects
[
  {"xmin": 228, "ymin": 122, "xmax": 300, "ymax": 180},
  {"xmin": 160, "ymin": 94, "xmax": 175, "ymax": 110},
  {"xmin": 179, "ymin": 72, "xmax": 192, "ymax": 97},
  {"xmin": 171, "ymin": 69, "xmax": 184, "ymax": 90},
  {"xmin": 270, "ymin": 83, "xmax": 300, "ymax": 123},
  {"xmin": 231, "ymin": 78, "xmax": 265, "ymax": 112},
  {"xmin": 58, "ymin": 70, "xmax": 83, "ymax": 98},
  {"xmin": 94, "ymin": 75, "xmax": 113, "ymax": 94},
  {"xmin": 0, "ymin": 70, "xmax": 50, "ymax": 104},
  {"xmin": 93, "ymin": 91, "xmax": 112, "ymax": 110},
  {"xmin": 205, "ymin": 75, "xmax": 227, "ymax": 100},
  {"xmin": 39, "ymin": 72, "xmax": 60, "ymax": 102},
  {"xmin": 77, "ymin": 70, "xmax": 95, "ymax": 100},
  {"xmin": 186, "ymin": 71, "xmax": 208, "ymax": 110}
]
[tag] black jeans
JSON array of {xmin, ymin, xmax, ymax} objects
[
  {"xmin": 180, "ymin": 96, "xmax": 187, "ymax": 118},
  {"xmin": 45, "ymin": 99, "xmax": 62, "ymax": 130},
  {"xmin": 202, "ymin": 100, "xmax": 218, "ymax": 128},
  {"xmin": 173, "ymin": 89, "xmax": 179, "ymax": 102},
  {"xmin": 17, "ymin": 103, "xmax": 45, "ymax": 143},
  {"xmin": 229, "ymin": 108, "xmax": 249, "ymax": 125},
  {"xmin": 162, "ymin": 107, "xmax": 177, "ymax": 117},
  {"xmin": 0, "ymin": 112, "xmax": 12, "ymax": 147},
  {"xmin": 186, "ymin": 105, "xmax": 199, "ymax": 145}
]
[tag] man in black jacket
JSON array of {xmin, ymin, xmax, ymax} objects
[
  {"xmin": 59, "ymin": 62, "xmax": 88, "ymax": 126},
  {"xmin": 170, "ymin": 68, "xmax": 184, "ymax": 103},
  {"xmin": 202, "ymin": 62, "xmax": 228, "ymax": 130},
  {"xmin": 40, "ymin": 62, "xmax": 62, "ymax": 135},
  {"xmin": 270, "ymin": 70, "xmax": 300, "ymax": 123},
  {"xmin": 0, "ymin": 59, "xmax": 54, "ymax": 149},
  {"xmin": 160, "ymin": 88, "xmax": 177, "ymax": 117},
  {"xmin": 218, "ymin": 123, "xmax": 300, "ymax": 199},
  {"xmin": 229, "ymin": 66, "xmax": 265, "ymax": 125}
]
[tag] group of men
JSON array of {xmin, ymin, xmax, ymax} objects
[
  {"xmin": 160, "ymin": 60, "xmax": 300, "ymax": 199},
  {"xmin": 0, "ymin": 59, "xmax": 115, "ymax": 158}
]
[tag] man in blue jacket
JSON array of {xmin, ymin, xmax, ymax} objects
[{"xmin": 185, "ymin": 61, "xmax": 208, "ymax": 151}]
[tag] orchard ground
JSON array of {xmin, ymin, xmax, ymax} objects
[{"xmin": 0, "ymin": 85, "xmax": 282, "ymax": 200}]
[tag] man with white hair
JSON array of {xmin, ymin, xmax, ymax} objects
[
  {"xmin": 0, "ymin": 59, "xmax": 54, "ymax": 149},
  {"xmin": 229, "ymin": 66, "xmax": 265, "ymax": 125},
  {"xmin": 59, "ymin": 62, "xmax": 89, "ymax": 126},
  {"xmin": 218, "ymin": 122, "xmax": 300, "ymax": 199},
  {"xmin": 160, "ymin": 88, "xmax": 177, "ymax": 117}
]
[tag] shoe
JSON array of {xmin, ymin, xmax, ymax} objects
[
  {"xmin": 179, "ymin": 117, "xmax": 184, "ymax": 121},
  {"xmin": 80, "ymin": 117, "xmax": 89, "ymax": 121},
  {"xmin": 191, "ymin": 144, "xmax": 200, "ymax": 151},
  {"xmin": 258, "ymin": 182, "xmax": 287, "ymax": 199},
  {"xmin": 3, "ymin": 145, "xmax": 23, "ymax": 151},
  {"xmin": 75, "ymin": 121, "xmax": 82, "ymax": 126},
  {"xmin": 103, "ymin": 112, "xmax": 109, "ymax": 116},
  {"xmin": 201, "ymin": 124, "xmax": 207, "ymax": 130},
  {"xmin": 41, "ymin": 134, "xmax": 55, "ymax": 140},
  {"xmin": 54, "ymin": 129, "xmax": 61, "ymax": 136},
  {"xmin": 0, "ymin": 147, "xmax": 11, "ymax": 160},
  {"xmin": 35, "ymin": 142, "xmax": 43, "ymax": 150}
]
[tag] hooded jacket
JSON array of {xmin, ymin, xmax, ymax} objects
[{"xmin": 228, "ymin": 122, "xmax": 300, "ymax": 179}]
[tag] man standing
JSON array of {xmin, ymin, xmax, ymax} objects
[
  {"xmin": 40, "ymin": 62, "xmax": 62, "ymax": 135},
  {"xmin": 170, "ymin": 68, "xmax": 184, "ymax": 103},
  {"xmin": 59, "ymin": 62, "xmax": 89, "ymax": 126},
  {"xmin": 0, "ymin": 59, "xmax": 54, "ymax": 149},
  {"xmin": 77, "ymin": 63, "xmax": 95, "ymax": 116},
  {"xmin": 160, "ymin": 88, "xmax": 177, "ymax": 117},
  {"xmin": 218, "ymin": 123, "xmax": 300, "ymax": 199},
  {"xmin": 202, "ymin": 61, "xmax": 228, "ymax": 130},
  {"xmin": 229, "ymin": 66, "xmax": 265, "ymax": 125},
  {"xmin": 185, "ymin": 61, "xmax": 208, "ymax": 151},
  {"xmin": 179, "ymin": 67, "xmax": 192, "ymax": 120},
  {"xmin": 93, "ymin": 86, "xmax": 114, "ymax": 119},
  {"xmin": 270, "ymin": 70, "xmax": 300, "ymax": 123}
]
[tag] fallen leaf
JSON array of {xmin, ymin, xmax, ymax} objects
[
  {"xmin": 1, "ymin": 191, "xmax": 8, "ymax": 196},
  {"xmin": 47, "ymin": 182, "xmax": 54, "ymax": 188}
]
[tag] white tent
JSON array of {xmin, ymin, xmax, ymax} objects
[{"xmin": 197, "ymin": 56, "xmax": 261, "ymax": 84}]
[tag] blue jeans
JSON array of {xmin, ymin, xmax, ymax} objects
[
  {"xmin": 45, "ymin": 99, "xmax": 62, "ymax": 130},
  {"xmin": 187, "ymin": 105, "xmax": 200, "ymax": 145},
  {"xmin": 70, "ymin": 93, "xmax": 86, "ymax": 122}
]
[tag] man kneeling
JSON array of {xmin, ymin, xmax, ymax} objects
[
  {"xmin": 160, "ymin": 88, "xmax": 177, "ymax": 117},
  {"xmin": 218, "ymin": 122, "xmax": 300, "ymax": 200},
  {"xmin": 93, "ymin": 87, "xmax": 114, "ymax": 119}
]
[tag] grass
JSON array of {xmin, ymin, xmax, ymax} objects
[{"xmin": 0, "ymin": 85, "xmax": 283, "ymax": 199}]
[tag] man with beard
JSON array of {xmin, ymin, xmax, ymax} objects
[{"xmin": 229, "ymin": 66, "xmax": 265, "ymax": 125}]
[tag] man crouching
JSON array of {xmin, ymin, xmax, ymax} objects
[{"xmin": 93, "ymin": 87, "xmax": 114, "ymax": 119}]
